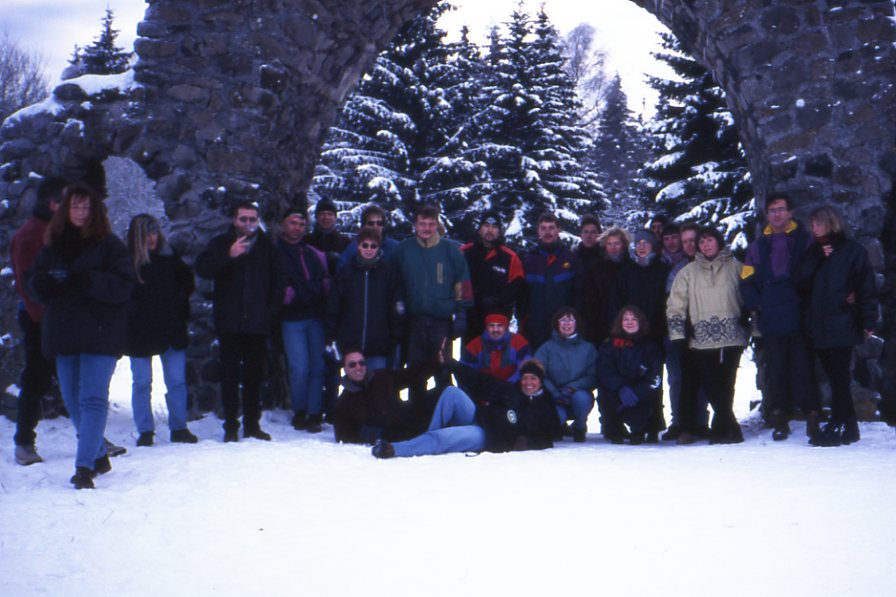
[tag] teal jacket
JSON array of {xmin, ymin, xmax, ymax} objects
[
  {"xmin": 534, "ymin": 331, "xmax": 598, "ymax": 397},
  {"xmin": 390, "ymin": 234, "xmax": 473, "ymax": 319}
]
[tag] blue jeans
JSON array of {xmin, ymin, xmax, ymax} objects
[
  {"xmin": 392, "ymin": 386, "xmax": 487, "ymax": 457},
  {"xmin": 130, "ymin": 348, "xmax": 188, "ymax": 434},
  {"xmin": 555, "ymin": 389, "xmax": 594, "ymax": 431},
  {"xmin": 281, "ymin": 318, "xmax": 325, "ymax": 415},
  {"xmin": 56, "ymin": 354, "xmax": 117, "ymax": 470}
]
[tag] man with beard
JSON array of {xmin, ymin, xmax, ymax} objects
[{"xmin": 460, "ymin": 211, "xmax": 524, "ymax": 343}]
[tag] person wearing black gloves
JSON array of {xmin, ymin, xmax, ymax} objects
[
  {"xmin": 29, "ymin": 182, "xmax": 134, "ymax": 489},
  {"xmin": 372, "ymin": 357, "xmax": 558, "ymax": 458},
  {"xmin": 596, "ymin": 306, "xmax": 663, "ymax": 444}
]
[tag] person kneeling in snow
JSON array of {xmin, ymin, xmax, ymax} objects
[
  {"xmin": 595, "ymin": 306, "xmax": 663, "ymax": 445},
  {"xmin": 371, "ymin": 357, "xmax": 559, "ymax": 458}
]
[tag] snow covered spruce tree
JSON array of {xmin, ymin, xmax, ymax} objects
[
  {"xmin": 64, "ymin": 8, "xmax": 133, "ymax": 79},
  {"xmin": 461, "ymin": 6, "xmax": 604, "ymax": 245},
  {"xmin": 642, "ymin": 32, "xmax": 754, "ymax": 250},
  {"xmin": 311, "ymin": 2, "xmax": 482, "ymax": 238},
  {"xmin": 590, "ymin": 74, "xmax": 651, "ymax": 225}
]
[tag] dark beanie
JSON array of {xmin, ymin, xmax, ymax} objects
[
  {"xmin": 518, "ymin": 359, "xmax": 546, "ymax": 383},
  {"xmin": 315, "ymin": 199, "xmax": 337, "ymax": 214},
  {"xmin": 479, "ymin": 210, "xmax": 502, "ymax": 230}
]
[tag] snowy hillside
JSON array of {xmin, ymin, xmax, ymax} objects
[{"xmin": 2, "ymin": 354, "xmax": 895, "ymax": 597}]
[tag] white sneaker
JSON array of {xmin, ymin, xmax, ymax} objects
[{"xmin": 15, "ymin": 445, "xmax": 43, "ymax": 466}]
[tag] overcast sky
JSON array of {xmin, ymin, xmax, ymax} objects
[{"xmin": 2, "ymin": 0, "xmax": 669, "ymax": 114}]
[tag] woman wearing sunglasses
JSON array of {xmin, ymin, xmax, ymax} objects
[{"xmin": 327, "ymin": 226, "xmax": 406, "ymax": 371}]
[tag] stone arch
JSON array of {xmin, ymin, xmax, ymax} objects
[{"xmin": 1, "ymin": 0, "xmax": 894, "ymax": 411}]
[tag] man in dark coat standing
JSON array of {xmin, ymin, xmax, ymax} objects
[
  {"xmin": 460, "ymin": 210, "xmax": 524, "ymax": 343},
  {"xmin": 9, "ymin": 177, "xmax": 64, "ymax": 465},
  {"xmin": 740, "ymin": 192, "xmax": 817, "ymax": 440},
  {"xmin": 520, "ymin": 212, "xmax": 582, "ymax": 350},
  {"xmin": 195, "ymin": 201, "xmax": 279, "ymax": 442}
]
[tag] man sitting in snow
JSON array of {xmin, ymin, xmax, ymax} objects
[
  {"xmin": 460, "ymin": 313, "xmax": 531, "ymax": 382},
  {"xmin": 329, "ymin": 349, "xmax": 440, "ymax": 445}
]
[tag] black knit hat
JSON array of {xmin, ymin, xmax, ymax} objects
[
  {"xmin": 315, "ymin": 199, "xmax": 337, "ymax": 214},
  {"xmin": 518, "ymin": 359, "xmax": 546, "ymax": 383},
  {"xmin": 479, "ymin": 210, "xmax": 502, "ymax": 230}
]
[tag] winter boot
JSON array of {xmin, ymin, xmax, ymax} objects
[
  {"xmin": 291, "ymin": 411, "xmax": 307, "ymax": 431},
  {"xmin": 223, "ymin": 429, "xmax": 239, "ymax": 443},
  {"xmin": 676, "ymin": 432, "xmax": 697, "ymax": 445},
  {"xmin": 771, "ymin": 410, "xmax": 790, "ymax": 441},
  {"xmin": 70, "ymin": 467, "xmax": 95, "ymax": 489},
  {"xmin": 170, "ymin": 428, "xmax": 199, "ymax": 444},
  {"xmin": 573, "ymin": 427, "xmax": 587, "ymax": 443},
  {"xmin": 306, "ymin": 414, "xmax": 323, "ymax": 434},
  {"xmin": 94, "ymin": 455, "xmax": 112, "ymax": 475},
  {"xmin": 661, "ymin": 425, "xmax": 681, "ymax": 441},
  {"xmin": 809, "ymin": 420, "xmax": 844, "ymax": 447},
  {"xmin": 244, "ymin": 427, "xmax": 272, "ymax": 441},
  {"xmin": 137, "ymin": 431, "xmax": 154, "ymax": 447},
  {"xmin": 14, "ymin": 444, "xmax": 43, "ymax": 466},
  {"xmin": 841, "ymin": 418, "xmax": 860, "ymax": 445},
  {"xmin": 805, "ymin": 411, "xmax": 822, "ymax": 438},
  {"xmin": 104, "ymin": 438, "xmax": 127, "ymax": 457},
  {"xmin": 371, "ymin": 439, "xmax": 395, "ymax": 459}
]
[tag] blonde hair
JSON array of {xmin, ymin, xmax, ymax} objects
[
  {"xmin": 127, "ymin": 214, "xmax": 165, "ymax": 283},
  {"xmin": 808, "ymin": 205, "xmax": 847, "ymax": 237},
  {"xmin": 598, "ymin": 226, "xmax": 632, "ymax": 250}
]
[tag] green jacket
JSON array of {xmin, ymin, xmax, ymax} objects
[{"xmin": 390, "ymin": 233, "xmax": 473, "ymax": 319}]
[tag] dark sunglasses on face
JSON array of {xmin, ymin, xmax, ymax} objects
[
  {"xmin": 359, "ymin": 243, "xmax": 379, "ymax": 250},
  {"xmin": 238, "ymin": 216, "xmax": 259, "ymax": 223},
  {"xmin": 365, "ymin": 220, "xmax": 385, "ymax": 226},
  {"xmin": 346, "ymin": 359, "xmax": 367, "ymax": 369}
]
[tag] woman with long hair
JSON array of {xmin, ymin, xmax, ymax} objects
[
  {"xmin": 29, "ymin": 182, "xmax": 134, "ymax": 488},
  {"xmin": 126, "ymin": 214, "xmax": 198, "ymax": 447},
  {"xmin": 596, "ymin": 306, "xmax": 663, "ymax": 444},
  {"xmin": 796, "ymin": 205, "xmax": 878, "ymax": 446}
]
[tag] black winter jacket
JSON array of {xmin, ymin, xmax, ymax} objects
[
  {"xmin": 461, "ymin": 239, "xmax": 524, "ymax": 337},
  {"xmin": 596, "ymin": 335, "xmax": 663, "ymax": 402},
  {"xmin": 326, "ymin": 255, "xmax": 405, "ymax": 357},
  {"xmin": 616, "ymin": 256, "xmax": 670, "ymax": 344},
  {"xmin": 195, "ymin": 227, "xmax": 279, "ymax": 336},
  {"xmin": 452, "ymin": 363, "xmax": 558, "ymax": 452},
  {"xmin": 795, "ymin": 234, "xmax": 878, "ymax": 349},
  {"xmin": 29, "ymin": 229, "xmax": 134, "ymax": 358},
  {"xmin": 580, "ymin": 255, "xmax": 628, "ymax": 346},
  {"xmin": 126, "ymin": 251, "xmax": 194, "ymax": 357},
  {"xmin": 275, "ymin": 238, "xmax": 329, "ymax": 321}
]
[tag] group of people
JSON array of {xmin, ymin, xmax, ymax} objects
[{"xmin": 8, "ymin": 176, "xmax": 879, "ymax": 485}]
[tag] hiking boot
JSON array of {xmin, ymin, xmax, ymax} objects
[
  {"xmin": 841, "ymin": 418, "xmax": 860, "ymax": 445},
  {"xmin": 14, "ymin": 444, "xmax": 43, "ymax": 466},
  {"xmin": 71, "ymin": 467, "xmax": 95, "ymax": 489},
  {"xmin": 676, "ymin": 432, "xmax": 696, "ymax": 445},
  {"xmin": 104, "ymin": 438, "xmax": 127, "ymax": 457},
  {"xmin": 629, "ymin": 432, "xmax": 645, "ymax": 445},
  {"xmin": 306, "ymin": 414, "xmax": 323, "ymax": 434},
  {"xmin": 244, "ymin": 428, "xmax": 272, "ymax": 441},
  {"xmin": 771, "ymin": 410, "xmax": 790, "ymax": 441},
  {"xmin": 573, "ymin": 428, "xmax": 587, "ymax": 443},
  {"xmin": 661, "ymin": 425, "xmax": 681, "ymax": 441},
  {"xmin": 223, "ymin": 429, "xmax": 240, "ymax": 443},
  {"xmin": 170, "ymin": 428, "xmax": 199, "ymax": 444},
  {"xmin": 94, "ymin": 455, "xmax": 112, "ymax": 475},
  {"xmin": 371, "ymin": 439, "xmax": 394, "ymax": 459},
  {"xmin": 137, "ymin": 431, "xmax": 154, "ymax": 447},
  {"xmin": 809, "ymin": 420, "xmax": 843, "ymax": 447},
  {"xmin": 291, "ymin": 411, "xmax": 307, "ymax": 430},
  {"xmin": 645, "ymin": 431, "xmax": 659, "ymax": 444}
]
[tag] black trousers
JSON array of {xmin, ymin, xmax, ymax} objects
[
  {"xmin": 219, "ymin": 332, "xmax": 267, "ymax": 432},
  {"xmin": 816, "ymin": 346, "xmax": 855, "ymax": 423},
  {"xmin": 405, "ymin": 315, "xmax": 452, "ymax": 402},
  {"xmin": 681, "ymin": 346, "xmax": 743, "ymax": 435},
  {"xmin": 762, "ymin": 334, "xmax": 819, "ymax": 414},
  {"xmin": 14, "ymin": 310, "xmax": 56, "ymax": 446}
]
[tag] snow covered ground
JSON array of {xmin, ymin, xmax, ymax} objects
[{"xmin": 2, "ymin": 353, "xmax": 895, "ymax": 597}]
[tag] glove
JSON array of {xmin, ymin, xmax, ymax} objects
[
  {"xmin": 619, "ymin": 386, "xmax": 639, "ymax": 408},
  {"xmin": 451, "ymin": 310, "xmax": 468, "ymax": 339},
  {"xmin": 556, "ymin": 386, "xmax": 575, "ymax": 406},
  {"xmin": 283, "ymin": 286, "xmax": 295, "ymax": 305}
]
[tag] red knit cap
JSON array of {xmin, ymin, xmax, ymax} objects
[{"xmin": 484, "ymin": 313, "xmax": 509, "ymax": 327}]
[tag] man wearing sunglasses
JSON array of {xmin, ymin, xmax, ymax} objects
[
  {"xmin": 196, "ymin": 201, "xmax": 279, "ymax": 443},
  {"xmin": 329, "ymin": 349, "xmax": 439, "ymax": 445}
]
